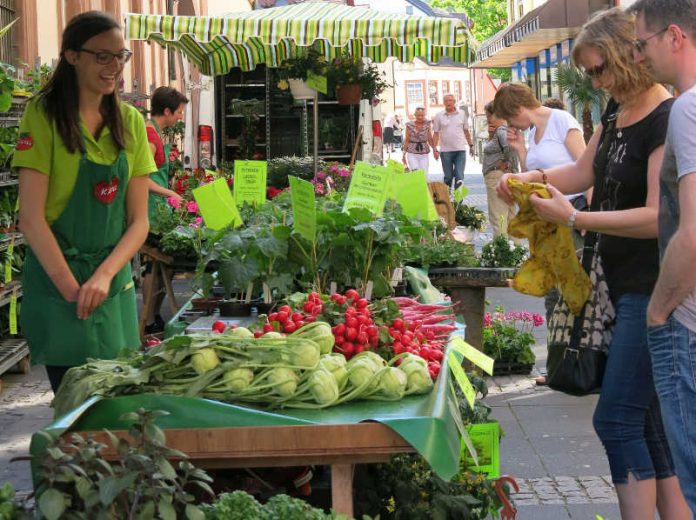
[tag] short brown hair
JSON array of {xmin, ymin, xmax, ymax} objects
[
  {"xmin": 492, "ymin": 82, "xmax": 541, "ymax": 121},
  {"xmin": 542, "ymin": 97, "xmax": 565, "ymax": 110},
  {"xmin": 151, "ymin": 87, "xmax": 189, "ymax": 116},
  {"xmin": 571, "ymin": 8, "xmax": 655, "ymax": 102}
]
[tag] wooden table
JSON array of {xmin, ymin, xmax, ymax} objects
[
  {"xmin": 75, "ymin": 422, "xmax": 415, "ymax": 516},
  {"xmin": 428, "ymin": 267, "xmax": 516, "ymax": 350}
]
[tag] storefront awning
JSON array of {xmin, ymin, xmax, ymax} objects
[
  {"xmin": 470, "ymin": 0, "xmax": 588, "ymax": 68},
  {"xmin": 124, "ymin": 1, "xmax": 472, "ymax": 75}
]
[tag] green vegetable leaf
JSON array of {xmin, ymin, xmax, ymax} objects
[
  {"xmin": 38, "ymin": 489, "xmax": 67, "ymax": 520},
  {"xmin": 185, "ymin": 503, "xmax": 206, "ymax": 520},
  {"xmin": 98, "ymin": 473, "xmax": 138, "ymax": 505}
]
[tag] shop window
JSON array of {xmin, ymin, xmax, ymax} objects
[
  {"xmin": 428, "ymin": 80, "xmax": 438, "ymax": 105},
  {"xmin": 405, "ymin": 81, "xmax": 425, "ymax": 115},
  {"xmin": 454, "ymin": 81, "xmax": 461, "ymax": 103},
  {"xmin": 442, "ymin": 80, "xmax": 451, "ymax": 96}
]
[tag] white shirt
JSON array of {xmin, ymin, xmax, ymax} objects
[
  {"xmin": 433, "ymin": 109, "xmax": 468, "ymax": 152},
  {"xmin": 525, "ymin": 109, "xmax": 582, "ymax": 171}
]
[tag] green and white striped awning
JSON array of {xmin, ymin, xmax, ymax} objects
[{"xmin": 125, "ymin": 2, "xmax": 471, "ymax": 75}]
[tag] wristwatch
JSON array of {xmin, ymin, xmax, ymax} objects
[{"xmin": 567, "ymin": 209, "xmax": 578, "ymax": 229}]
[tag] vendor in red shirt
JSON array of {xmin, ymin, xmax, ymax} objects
[{"xmin": 144, "ymin": 86, "xmax": 188, "ymax": 334}]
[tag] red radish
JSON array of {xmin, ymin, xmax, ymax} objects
[
  {"xmin": 345, "ymin": 289, "xmax": 360, "ymax": 300},
  {"xmin": 346, "ymin": 316, "xmax": 359, "ymax": 329},
  {"xmin": 292, "ymin": 312, "xmax": 304, "ymax": 322},
  {"xmin": 357, "ymin": 332, "xmax": 369, "ymax": 345},
  {"xmin": 263, "ymin": 323, "xmax": 274, "ymax": 333},
  {"xmin": 345, "ymin": 327, "xmax": 358, "ymax": 340},
  {"xmin": 279, "ymin": 305, "xmax": 292, "ymax": 314},
  {"xmin": 212, "ymin": 320, "xmax": 226, "ymax": 333},
  {"xmin": 284, "ymin": 322, "xmax": 297, "ymax": 333},
  {"xmin": 356, "ymin": 298, "xmax": 368, "ymax": 309},
  {"xmin": 303, "ymin": 302, "xmax": 315, "ymax": 313},
  {"xmin": 254, "ymin": 331, "xmax": 264, "ymax": 338},
  {"xmin": 277, "ymin": 310, "xmax": 289, "ymax": 322}
]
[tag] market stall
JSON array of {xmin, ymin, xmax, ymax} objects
[{"xmin": 124, "ymin": 3, "xmax": 472, "ymax": 170}]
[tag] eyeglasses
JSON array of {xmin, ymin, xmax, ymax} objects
[
  {"xmin": 79, "ymin": 48, "xmax": 133, "ymax": 65},
  {"xmin": 633, "ymin": 27, "xmax": 669, "ymax": 53},
  {"xmin": 583, "ymin": 62, "xmax": 607, "ymax": 79}
]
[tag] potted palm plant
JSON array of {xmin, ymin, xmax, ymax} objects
[
  {"xmin": 555, "ymin": 63, "xmax": 606, "ymax": 144},
  {"xmin": 277, "ymin": 48, "xmax": 327, "ymax": 100}
]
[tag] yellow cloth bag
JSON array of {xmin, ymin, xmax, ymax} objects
[{"xmin": 507, "ymin": 178, "xmax": 591, "ymax": 314}]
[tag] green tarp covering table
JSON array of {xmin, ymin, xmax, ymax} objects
[{"xmin": 30, "ymin": 336, "xmax": 464, "ymax": 516}]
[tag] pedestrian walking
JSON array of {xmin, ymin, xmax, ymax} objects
[
  {"xmin": 481, "ymin": 101, "xmax": 517, "ymax": 237},
  {"xmin": 142, "ymin": 86, "xmax": 188, "ymax": 335},
  {"xmin": 432, "ymin": 94, "xmax": 473, "ymax": 191},
  {"xmin": 402, "ymin": 107, "xmax": 435, "ymax": 174},
  {"xmin": 13, "ymin": 11, "xmax": 155, "ymax": 393},
  {"xmin": 383, "ymin": 112, "xmax": 395, "ymax": 154},
  {"xmin": 631, "ymin": 0, "xmax": 696, "ymax": 514},
  {"xmin": 496, "ymin": 8, "xmax": 690, "ymax": 519},
  {"xmin": 392, "ymin": 114, "xmax": 403, "ymax": 149}
]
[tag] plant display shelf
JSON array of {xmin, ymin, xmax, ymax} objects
[
  {"xmin": 0, "ymin": 232, "xmax": 22, "ymax": 251},
  {"xmin": 0, "ymin": 280, "xmax": 21, "ymax": 307},
  {"xmin": 0, "ymin": 169, "xmax": 18, "ymax": 187},
  {"xmin": 0, "ymin": 338, "xmax": 29, "ymax": 386}
]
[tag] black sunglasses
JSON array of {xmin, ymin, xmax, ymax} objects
[
  {"xmin": 79, "ymin": 48, "xmax": 133, "ymax": 65},
  {"xmin": 633, "ymin": 27, "xmax": 669, "ymax": 53}
]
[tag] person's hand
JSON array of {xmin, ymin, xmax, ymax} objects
[
  {"xmin": 506, "ymin": 127, "xmax": 526, "ymax": 155},
  {"xmin": 647, "ymin": 297, "xmax": 669, "ymax": 327},
  {"xmin": 469, "ymin": 146, "xmax": 475, "ymax": 157},
  {"xmin": 433, "ymin": 150, "xmax": 440, "ymax": 160},
  {"xmin": 495, "ymin": 172, "xmax": 517, "ymax": 205},
  {"xmin": 529, "ymin": 184, "xmax": 574, "ymax": 225},
  {"xmin": 167, "ymin": 191, "xmax": 183, "ymax": 203},
  {"xmin": 61, "ymin": 281, "xmax": 81, "ymax": 303},
  {"xmin": 76, "ymin": 271, "xmax": 113, "ymax": 320}
]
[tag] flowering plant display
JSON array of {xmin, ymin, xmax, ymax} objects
[
  {"xmin": 483, "ymin": 306, "xmax": 543, "ymax": 368},
  {"xmin": 327, "ymin": 53, "xmax": 390, "ymax": 100},
  {"xmin": 309, "ymin": 161, "xmax": 352, "ymax": 196}
]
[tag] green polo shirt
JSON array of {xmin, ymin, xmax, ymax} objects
[{"xmin": 12, "ymin": 98, "xmax": 157, "ymax": 223}]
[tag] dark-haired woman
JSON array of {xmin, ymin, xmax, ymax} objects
[{"xmin": 12, "ymin": 11, "xmax": 155, "ymax": 393}]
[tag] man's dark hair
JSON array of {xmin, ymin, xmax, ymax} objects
[
  {"xmin": 628, "ymin": 0, "xmax": 696, "ymax": 37},
  {"xmin": 150, "ymin": 87, "xmax": 188, "ymax": 116}
]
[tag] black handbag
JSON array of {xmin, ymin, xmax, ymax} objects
[{"xmin": 546, "ymin": 109, "xmax": 618, "ymax": 396}]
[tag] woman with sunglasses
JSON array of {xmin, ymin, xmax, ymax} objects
[
  {"xmin": 12, "ymin": 12, "xmax": 155, "ymax": 393},
  {"xmin": 496, "ymin": 8, "xmax": 689, "ymax": 519}
]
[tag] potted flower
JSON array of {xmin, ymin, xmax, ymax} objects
[
  {"xmin": 328, "ymin": 54, "xmax": 389, "ymax": 105},
  {"xmin": 276, "ymin": 48, "xmax": 327, "ymax": 100},
  {"xmin": 454, "ymin": 203, "xmax": 487, "ymax": 242},
  {"xmin": 483, "ymin": 306, "xmax": 543, "ymax": 375}
]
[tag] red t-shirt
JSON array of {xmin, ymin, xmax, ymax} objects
[{"xmin": 146, "ymin": 125, "xmax": 165, "ymax": 168}]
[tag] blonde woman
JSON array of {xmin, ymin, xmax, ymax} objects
[
  {"xmin": 402, "ymin": 107, "xmax": 435, "ymax": 174},
  {"xmin": 496, "ymin": 8, "xmax": 689, "ymax": 519}
]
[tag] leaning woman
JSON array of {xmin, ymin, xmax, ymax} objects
[
  {"xmin": 496, "ymin": 8, "xmax": 689, "ymax": 519},
  {"xmin": 12, "ymin": 12, "xmax": 155, "ymax": 393}
]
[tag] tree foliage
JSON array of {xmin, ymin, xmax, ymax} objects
[{"xmin": 431, "ymin": 0, "xmax": 508, "ymax": 42}]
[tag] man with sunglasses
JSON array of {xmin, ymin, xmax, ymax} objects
[{"xmin": 630, "ymin": 0, "xmax": 696, "ymax": 511}]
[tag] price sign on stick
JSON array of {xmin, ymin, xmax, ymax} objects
[
  {"xmin": 343, "ymin": 161, "xmax": 391, "ymax": 216},
  {"xmin": 451, "ymin": 336, "xmax": 494, "ymax": 376},
  {"xmin": 233, "ymin": 160, "xmax": 267, "ymax": 207},
  {"xmin": 289, "ymin": 176, "xmax": 317, "ymax": 242},
  {"xmin": 193, "ymin": 178, "xmax": 243, "ymax": 230},
  {"xmin": 448, "ymin": 351, "xmax": 477, "ymax": 409}
]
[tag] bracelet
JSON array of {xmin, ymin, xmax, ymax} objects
[
  {"xmin": 537, "ymin": 168, "xmax": 547, "ymax": 184},
  {"xmin": 567, "ymin": 209, "xmax": 578, "ymax": 229}
]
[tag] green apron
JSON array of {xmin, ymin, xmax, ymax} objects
[
  {"xmin": 147, "ymin": 120, "xmax": 172, "ymax": 220},
  {"xmin": 21, "ymin": 149, "xmax": 139, "ymax": 366}
]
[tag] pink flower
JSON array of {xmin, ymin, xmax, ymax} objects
[
  {"xmin": 338, "ymin": 168, "xmax": 350, "ymax": 178},
  {"xmin": 532, "ymin": 313, "xmax": 545, "ymax": 327},
  {"xmin": 316, "ymin": 171, "xmax": 326, "ymax": 180},
  {"xmin": 329, "ymin": 164, "xmax": 339, "ymax": 173},
  {"xmin": 483, "ymin": 313, "xmax": 491, "ymax": 328},
  {"xmin": 166, "ymin": 196, "xmax": 181, "ymax": 209},
  {"xmin": 315, "ymin": 184, "xmax": 325, "ymax": 195},
  {"xmin": 186, "ymin": 200, "xmax": 199, "ymax": 213},
  {"xmin": 189, "ymin": 217, "xmax": 203, "ymax": 228}
]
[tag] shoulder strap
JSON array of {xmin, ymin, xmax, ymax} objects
[{"xmin": 579, "ymin": 109, "xmax": 617, "ymax": 274}]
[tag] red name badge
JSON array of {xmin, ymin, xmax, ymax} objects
[{"xmin": 93, "ymin": 177, "xmax": 120, "ymax": 204}]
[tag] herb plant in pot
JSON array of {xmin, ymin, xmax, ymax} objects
[
  {"xmin": 454, "ymin": 203, "xmax": 487, "ymax": 242},
  {"xmin": 276, "ymin": 48, "xmax": 327, "ymax": 100}
]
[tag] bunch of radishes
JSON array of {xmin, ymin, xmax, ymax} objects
[
  {"xmin": 329, "ymin": 289, "xmax": 380, "ymax": 359},
  {"xmin": 266, "ymin": 293, "xmax": 323, "ymax": 335}
]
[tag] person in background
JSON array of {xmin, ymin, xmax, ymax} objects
[
  {"xmin": 496, "ymin": 8, "xmax": 689, "ymax": 519},
  {"xmin": 482, "ymin": 101, "xmax": 518, "ymax": 236},
  {"xmin": 13, "ymin": 11, "xmax": 155, "ymax": 393},
  {"xmin": 383, "ymin": 112, "xmax": 395, "ymax": 154},
  {"xmin": 142, "ymin": 86, "xmax": 188, "ymax": 334},
  {"xmin": 631, "ymin": 0, "xmax": 696, "ymax": 512},
  {"xmin": 402, "ymin": 107, "xmax": 435, "ymax": 174},
  {"xmin": 432, "ymin": 94, "xmax": 473, "ymax": 191},
  {"xmin": 542, "ymin": 97, "xmax": 566, "ymax": 110},
  {"xmin": 392, "ymin": 114, "xmax": 403, "ymax": 149}
]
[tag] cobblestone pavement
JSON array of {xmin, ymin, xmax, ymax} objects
[{"xmin": 512, "ymin": 475, "xmax": 617, "ymax": 505}]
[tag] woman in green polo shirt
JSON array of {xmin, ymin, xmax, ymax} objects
[{"xmin": 12, "ymin": 11, "xmax": 156, "ymax": 393}]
